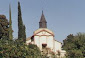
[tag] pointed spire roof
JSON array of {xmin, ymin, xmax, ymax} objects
[
  {"xmin": 40, "ymin": 11, "xmax": 47, "ymax": 23},
  {"xmin": 39, "ymin": 11, "xmax": 47, "ymax": 28}
]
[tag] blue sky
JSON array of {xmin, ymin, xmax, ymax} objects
[{"xmin": 0, "ymin": 0, "xmax": 85, "ymax": 42}]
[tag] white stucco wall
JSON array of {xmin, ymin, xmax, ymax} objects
[
  {"xmin": 26, "ymin": 39, "xmax": 31, "ymax": 45},
  {"xmin": 54, "ymin": 40, "xmax": 62, "ymax": 53},
  {"xmin": 34, "ymin": 31, "xmax": 54, "ymax": 51},
  {"xmin": 34, "ymin": 36, "xmax": 40, "ymax": 47},
  {"xmin": 47, "ymin": 36, "xmax": 54, "ymax": 50}
]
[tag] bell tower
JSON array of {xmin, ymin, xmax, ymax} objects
[{"xmin": 39, "ymin": 11, "xmax": 47, "ymax": 28}]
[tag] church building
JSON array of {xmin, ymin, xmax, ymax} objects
[{"xmin": 26, "ymin": 11, "xmax": 66, "ymax": 57}]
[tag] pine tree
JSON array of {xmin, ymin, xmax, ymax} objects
[
  {"xmin": 9, "ymin": 4, "xmax": 13, "ymax": 40},
  {"xmin": 18, "ymin": 1, "xmax": 26, "ymax": 42}
]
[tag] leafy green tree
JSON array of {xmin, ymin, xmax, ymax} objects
[
  {"xmin": 63, "ymin": 33, "xmax": 85, "ymax": 58},
  {"xmin": 63, "ymin": 34, "xmax": 75, "ymax": 50},
  {"xmin": 28, "ymin": 44, "xmax": 42, "ymax": 58},
  {"xmin": 0, "ymin": 15, "xmax": 9, "ymax": 39},
  {"xmin": 0, "ymin": 39, "xmax": 42, "ymax": 58}
]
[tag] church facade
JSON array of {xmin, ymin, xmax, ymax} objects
[{"xmin": 26, "ymin": 11, "xmax": 66, "ymax": 57}]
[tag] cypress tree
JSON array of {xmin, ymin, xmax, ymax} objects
[
  {"xmin": 18, "ymin": 1, "xmax": 26, "ymax": 42},
  {"xmin": 9, "ymin": 4, "xmax": 13, "ymax": 40},
  {"xmin": 23, "ymin": 25, "xmax": 26, "ymax": 43},
  {"xmin": 18, "ymin": 1, "xmax": 23, "ymax": 39}
]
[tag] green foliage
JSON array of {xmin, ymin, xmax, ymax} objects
[
  {"xmin": 18, "ymin": 1, "xmax": 23, "ymax": 39},
  {"xmin": 18, "ymin": 2, "xmax": 26, "ymax": 42},
  {"xmin": 28, "ymin": 44, "xmax": 42, "ymax": 58},
  {"xmin": 0, "ymin": 15, "xmax": 9, "ymax": 39},
  {"xmin": 9, "ymin": 4, "xmax": 13, "ymax": 40},
  {"xmin": 23, "ymin": 25, "xmax": 26, "ymax": 43},
  {"xmin": 63, "ymin": 33, "xmax": 85, "ymax": 58},
  {"xmin": 0, "ymin": 39, "xmax": 42, "ymax": 58}
]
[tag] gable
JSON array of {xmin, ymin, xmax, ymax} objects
[
  {"xmin": 34, "ymin": 29, "xmax": 54, "ymax": 36},
  {"xmin": 37, "ymin": 31, "xmax": 51, "ymax": 35}
]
